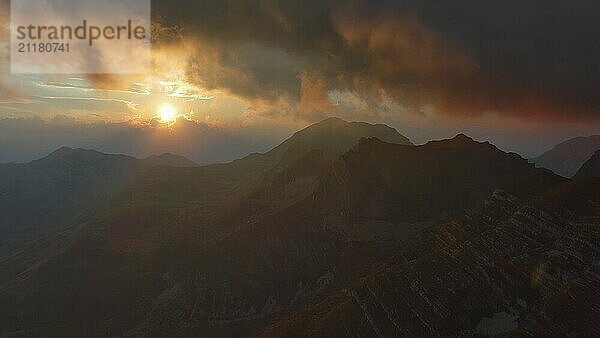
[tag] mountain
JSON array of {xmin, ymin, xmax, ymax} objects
[
  {"xmin": 144, "ymin": 153, "xmax": 198, "ymax": 167},
  {"xmin": 210, "ymin": 118, "xmax": 413, "ymax": 226},
  {"xmin": 316, "ymin": 135, "xmax": 560, "ymax": 224},
  {"xmin": 0, "ymin": 147, "xmax": 196, "ymax": 244},
  {"xmin": 0, "ymin": 128, "xmax": 570, "ymax": 336},
  {"xmin": 531, "ymin": 135, "xmax": 600, "ymax": 177},
  {"xmin": 574, "ymin": 150, "xmax": 600, "ymax": 179},
  {"xmin": 1, "ymin": 120, "xmax": 598, "ymax": 337},
  {"xmin": 73, "ymin": 117, "xmax": 414, "ymax": 251},
  {"xmin": 254, "ymin": 178, "xmax": 600, "ymax": 337},
  {"xmin": 215, "ymin": 117, "xmax": 412, "ymax": 178},
  {"xmin": 266, "ymin": 117, "xmax": 412, "ymax": 164},
  {"xmin": 0, "ymin": 118, "xmax": 415, "ymax": 336}
]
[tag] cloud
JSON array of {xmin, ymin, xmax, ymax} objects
[
  {"xmin": 150, "ymin": 0, "xmax": 600, "ymax": 123},
  {"xmin": 0, "ymin": 0, "xmax": 8, "ymax": 42},
  {"xmin": 297, "ymin": 71, "xmax": 335, "ymax": 119},
  {"xmin": 0, "ymin": 82, "xmax": 17, "ymax": 97}
]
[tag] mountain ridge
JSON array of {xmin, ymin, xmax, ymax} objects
[
  {"xmin": 532, "ymin": 135, "xmax": 600, "ymax": 177},
  {"xmin": 0, "ymin": 118, "xmax": 597, "ymax": 337},
  {"xmin": 252, "ymin": 178, "xmax": 600, "ymax": 337},
  {"xmin": 16, "ymin": 146, "xmax": 198, "ymax": 167},
  {"xmin": 0, "ymin": 147, "xmax": 197, "ymax": 242},
  {"xmin": 227, "ymin": 117, "xmax": 413, "ymax": 169}
]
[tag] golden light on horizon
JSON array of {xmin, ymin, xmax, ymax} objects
[{"xmin": 158, "ymin": 105, "xmax": 177, "ymax": 124}]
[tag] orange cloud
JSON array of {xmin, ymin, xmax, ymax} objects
[{"xmin": 298, "ymin": 72, "xmax": 335, "ymax": 119}]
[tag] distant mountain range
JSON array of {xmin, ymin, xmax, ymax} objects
[
  {"xmin": 531, "ymin": 135, "xmax": 600, "ymax": 177},
  {"xmin": 0, "ymin": 118, "xmax": 598, "ymax": 337},
  {"xmin": 0, "ymin": 148, "xmax": 196, "ymax": 243}
]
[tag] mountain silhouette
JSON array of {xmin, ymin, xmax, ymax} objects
[
  {"xmin": 267, "ymin": 117, "xmax": 412, "ymax": 163},
  {"xmin": 88, "ymin": 117, "xmax": 415, "ymax": 245},
  {"xmin": 223, "ymin": 117, "xmax": 412, "ymax": 174},
  {"xmin": 0, "ymin": 119, "xmax": 597, "ymax": 337},
  {"xmin": 574, "ymin": 150, "xmax": 600, "ymax": 179},
  {"xmin": 315, "ymin": 134, "xmax": 558, "ymax": 223},
  {"xmin": 532, "ymin": 135, "xmax": 600, "ymax": 177},
  {"xmin": 0, "ymin": 148, "xmax": 196, "ymax": 243},
  {"xmin": 144, "ymin": 153, "xmax": 199, "ymax": 167}
]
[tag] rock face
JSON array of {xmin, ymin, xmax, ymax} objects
[
  {"xmin": 532, "ymin": 135, "xmax": 600, "ymax": 177},
  {"xmin": 574, "ymin": 150, "xmax": 600, "ymax": 179},
  {"xmin": 254, "ymin": 179, "xmax": 600, "ymax": 337},
  {"xmin": 1, "ymin": 120, "xmax": 598, "ymax": 337}
]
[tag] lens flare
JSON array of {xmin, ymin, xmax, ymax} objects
[{"xmin": 158, "ymin": 105, "xmax": 177, "ymax": 124}]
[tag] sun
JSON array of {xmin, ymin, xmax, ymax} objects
[{"xmin": 158, "ymin": 105, "xmax": 177, "ymax": 124}]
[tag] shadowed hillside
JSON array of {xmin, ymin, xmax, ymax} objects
[
  {"xmin": 0, "ymin": 119, "xmax": 598, "ymax": 337},
  {"xmin": 0, "ymin": 148, "xmax": 197, "ymax": 244},
  {"xmin": 254, "ymin": 178, "xmax": 600, "ymax": 337}
]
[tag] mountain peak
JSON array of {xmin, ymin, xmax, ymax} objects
[
  {"xmin": 294, "ymin": 117, "xmax": 412, "ymax": 147},
  {"xmin": 44, "ymin": 146, "xmax": 99, "ymax": 161},
  {"xmin": 426, "ymin": 134, "xmax": 485, "ymax": 148},
  {"xmin": 48, "ymin": 146, "xmax": 75, "ymax": 157},
  {"xmin": 317, "ymin": 116, "xmax": 346, "ymax": 125},
  {"xmin": 268, "ymin": 117, "xmax": 413, "ymax": 165},
  {"xmin": 144, "ymin": 153, "xmax": 198, "ymax": 167},
  {"xmin": 33, "ymin": 147, "xmax": 134, "ymax": 169},
  {"xmin": 453, "ymin": 133, "xmax": 474, "ymax": 142}
]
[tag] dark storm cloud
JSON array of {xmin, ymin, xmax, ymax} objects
[{"xmin": 152, "ymin": 0, "xmax": 600, "ymax": 121}]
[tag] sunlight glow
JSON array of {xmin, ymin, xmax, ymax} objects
[{"xmin": 158, "ymin": 105, "xmax": 177, "ymax": 124}]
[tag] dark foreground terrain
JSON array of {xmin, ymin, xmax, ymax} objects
[{"xmin": 1, "ymin": 118, "xmax": 598, "ymax": 337}]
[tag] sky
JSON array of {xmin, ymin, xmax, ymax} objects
[{"xmin": 1, "ymin": 0, "xmax": 599, "ymax": 163}]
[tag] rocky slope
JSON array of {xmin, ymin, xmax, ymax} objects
[
  {"xmin": 1, "ymin": 120, "xmax": 598, "ymax": 337},
  {"xmin": 254, "ymin": 178, "xmax": 600, "ymax": 337}
]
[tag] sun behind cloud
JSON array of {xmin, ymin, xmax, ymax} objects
[{"xmin": 158, "ymin": 104, "xmax": 177, "ymax": 124}]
